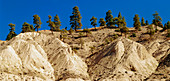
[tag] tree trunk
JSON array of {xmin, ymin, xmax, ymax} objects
[{"xmin": 37, "ymin": 28, "xmax": 38, "ymax": 32}]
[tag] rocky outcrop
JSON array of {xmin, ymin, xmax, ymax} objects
[
  {"xmin": 87, "ymin": 38, "xmax": 158, "ymax": 81},
  {"xmin": 0, "ymin": 32, "xmax": 89, "ymax": 81},
  {"xmin": 0, "ymin": 31, "xmax": 169, "ymax": 81},
  {"xmin": 146, "ymin": 39, "xmax": 170, "ymax": 62}
]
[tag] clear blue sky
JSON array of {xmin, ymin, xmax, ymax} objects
[{"xmin": 0, "ymin": 0, "xmax": 170, "ymax": 40}]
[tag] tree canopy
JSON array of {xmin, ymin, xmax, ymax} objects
[
  {"xmin": 6, "ymin": 23, "xmax": 17, "ymax": 40},
  {"xmin": 90, "ymin": 16, "xmax": 97, "ymax": 29},
  {"xmin": 54, "ymin": 14, "xmax": 61, "ymax": 31},
  {"xmin": 120, "ymin": 26, "xmax": 129, "ymax": 38},
  {"xmin": 99, "ymin": 18, "xmax": 106, "ymax": 26},
  {"xmin": 133, "ymin": 14, "xmax": 141, "ymax": 31},
  {"xmin": 141, "ymin": 17, "xmax": 146, "ymax": 26},
  {"xmin": 145, "ymin": 20, "xmax": 149, "ymax": 25},
  {"xmin": 33, "ymin": 14, "xmax": 42, "ymax": 32},
  {"xmin": 147, "ymin": 24, "xmax": 155, "ymax": 38},
  {"xmin": 21, "ymin": 22, "xmax": 34, "ymax": 33},
  {"xmin": 152, "ymin": 11, "xmax": 162, "ymax": 26},
  {"xmin": 46, "ymin": 15, "xmax": 56, "ymax": 34},
  {"xmin": 105, "ymin": 10, "xmax": 114, "ymax": 27},
  {"xmin": 70, "ymin": 6, "xmax": 82, "ymax": 31}
]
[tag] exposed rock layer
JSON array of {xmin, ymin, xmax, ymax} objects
[
  {"xmin": 0, "ymin": 32, "xmax": 169, "ymax": 81},
  {"xmin": 0, "ymin": 32, "xmax": 89, "ymax": 81}
]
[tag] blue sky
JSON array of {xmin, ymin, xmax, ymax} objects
[{"xmin": 0, "ymin": 0, "xmax": 170, "ymax": 40}]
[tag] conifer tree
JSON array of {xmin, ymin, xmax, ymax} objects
[
  {"xmin": 99, "ymin": 18, "xmax": 106, "ymax": 26},
  {"xmin": 145, "ymin": 20, "xmax": 149, "ymax": 25},
  {"xmin": 33, "ymin": 14, "xmax": 42, "ymax": 32},
  {"xmin": 167, "ymin": 21, "xmax": 170, "ymax": 29},
  {"xmin": 122, "ymin": 17, "xmax": 126, "ymax": 26},
  {"xmin": 90, "ymin": 16, "xmax": 97, "ymax": 30},
  {"xmin": 54, "ymin": 14, "xmax": 61, "ymax": 31},
  {"xmin": 70, "ymin": 6, "xmax": 82, "ymax": 31},
  {"xmin": 116, "ymin": 12, "xmax": 126, "ymax": 27},
  {"xmin": 147, "ymin": 24, "xmax": 155, "ymax": 39},
  {"xmin": 152, "ymin": 11, "xmax": 162, "ymax": 31},
  {"xmin": 141, "ymin": 17, "xmax": 146, "ymax": 26},
  {"xmin": 163, "ymin": 23, "xmax": 168, "ymax": 31},
  {"xmin": 120, "ymin": 26, "xmax": 129, "ymax": 38},
  {"xmin": 116, "ymin": 17, "xmax": 122, "ymax": 27},
  {"xmin": 6, "ymin": 23, "xmax": 17, "ymax": 40},
  {"xmin": 118, "ymin": 12, "xmax": 122, "ymax": 20},
  {"xmin": 133, "ymin": 14, "xmax": 141, "ymax": 31},
  {"xmin": 30, "ymin": 25, "xmax": 34, "ymax": 31},
  {"xmin": 21, "ymin": 22, "xmax": 34, "ymax": 33},
  {"xmin": 147, "ymin": 24, "xmax": 155, "ymax": 38},
  {"xmin": 105, "ymin": 10, "xmax": 114, "ymax": 27},
  {"xmin": 47, "ymin": 15, "xmax": 56, "ymax": 34}
]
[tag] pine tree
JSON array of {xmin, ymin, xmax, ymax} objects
[
  {"xmin": 167, "ymin": 29, "xmax": 170, "ymax": 37},
  {"xmin": 54, "ymin": 14, "xmax": 61, "ymax": 31},
  {"xmin": 47, "ymin": 15, "xmax": 56, "ymax": 34},
  {"xmin": 116, "ymin": 12, "xmax": 126, "ymax": 27},
  {"xmin": 21, "ymin": 22, "xmax": 34, "ymax": 33},
  {"xmin": 122, "ymin": 17, "xmax": 126, "ymax": 27},
  {"xmin": 33, "ymin": 14, "xmax": 42, "ymax": 32},
  {"xmin": 99, "ymin": 18, "xmax": 106, "ymax": 26},
  {"xmin": 105, "ymin": 10, "xmax": 114, "ymax": 27},
  {"xmin": 70, "ymin": 6, "xmax": 82, "ymax": 31},
  {"xmin": 167, "ymin": 21, "xmax": 170, "ymax": 29},
  {"xmin": 30, "ymin": 25, "xmax": 34, "ymax": 31},
  {"xmin": 133, "ymin": 14, "xmax": 141, "ymax": 31},
  {"xmin": 147, "ymin": 24, "xmax": 155, "ymax": 38},
  {"xmin": 163, "ymin": 23, "xmax": 167, "ymax": 31},
  {"xmin": 90, "ymin": 16, "xmax": 97, "ymax": 30},
  {"xmin": 120, "ymin": 26, "xmax": 129, "ymax": 38},
  {"xmin": 6, "ymin": 23, "xmax": 17, "ymax": 40},
  {"xmin": 116, "ymin": 17, "xmax": 122, "ymax": 27},
  {"xmin": 141, "ymin": 17, "xmax": 146, "ymax": 26},
  {"xmin": 118, "ymin": 12, "xmax": 122, "ymax": 20},
  {"xmin": 145, "ymin": 20, "xmax": 149, "ymax": 25},
  {"xmin": 152, "ymin": 11, "xmax": 162, "ymax": 31}
]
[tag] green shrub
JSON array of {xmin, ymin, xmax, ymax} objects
[{"xmin": 130, "ymin": 33, "xmax": 136, "ymax": 37}]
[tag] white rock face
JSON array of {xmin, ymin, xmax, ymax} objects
[
  {"xmin": 0, "ymin": 32, "xmax": 89, "ymax": 81},
  {"xmin": 146, "ymin": 39, "xmax": 170, "ymax": 62},
  {"xmin": 88, "ymin": 38, "xmax": 158, "ymax": 81}
]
